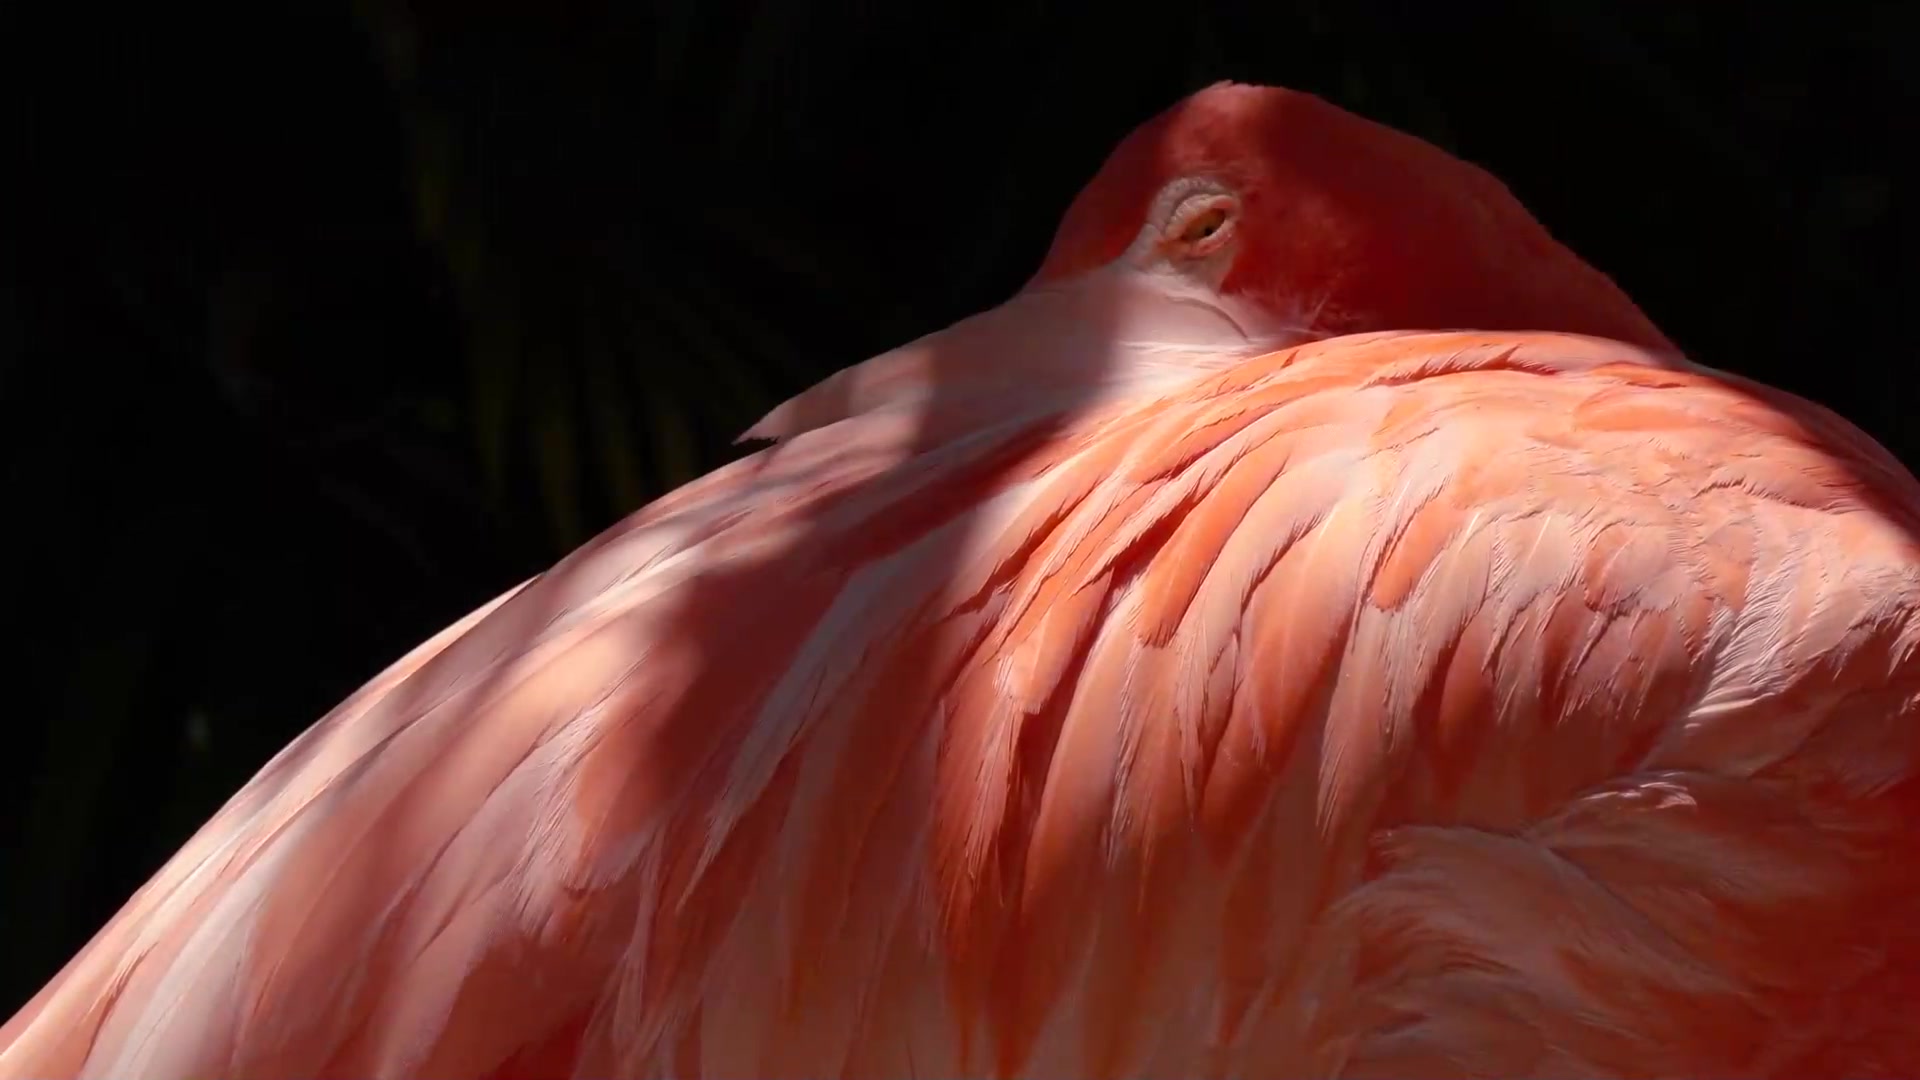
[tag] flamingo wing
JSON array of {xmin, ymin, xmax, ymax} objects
[{"xmin": 6, "ymin": 329, "xmax": 1920, "ymax": 1079}]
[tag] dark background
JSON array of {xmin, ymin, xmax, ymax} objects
[{"xmin": 3, "ymin": 1, "xmax": 1913, "ymax": 1017}]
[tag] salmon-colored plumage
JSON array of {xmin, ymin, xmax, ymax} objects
[{"xmin": 8, "ymin": 82, "xmax": 1920, "ymax": 1079}]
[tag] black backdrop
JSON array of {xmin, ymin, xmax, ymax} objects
[{"xmin": 4, "ymin": 1, "xmax": 1914, "ymax": 1015}]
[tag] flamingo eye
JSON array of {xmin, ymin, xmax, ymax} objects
[
  {"xmin": 1181, "ymin": 206, "xmax": 1229, "ymax": 242},
  {"xmin": 1166, "ymin": 193, "xmax": 1239, "ymax": 258}
]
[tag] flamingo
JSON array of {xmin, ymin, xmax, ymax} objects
[{"xmin": 6, "ymin": 81, "xmax": 1920, "ymax": 1079}]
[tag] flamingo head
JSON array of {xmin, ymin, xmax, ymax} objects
[
  {"xmin": 744, "ymin": 83, "xmax": 1678, "ymax": 445},
  {"xmin": 1031, "ymin": 81, "xmax": 1676, "ymax": 355}
]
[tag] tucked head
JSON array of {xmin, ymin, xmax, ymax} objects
[
  {"xmin": 1034, "ymin": 82, "xmax": 1674, "ymax": 354},
  {"xmin": 744, "ymin": 83, "xmax": 1677, "ymax": 444}
]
